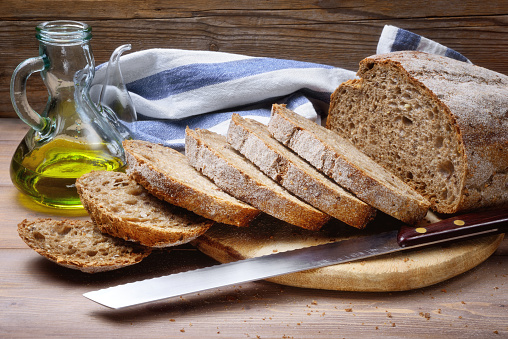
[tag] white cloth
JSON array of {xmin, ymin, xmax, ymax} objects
[{"xmin": 92, "ymin": 25, "xmax": 470, "ymax": 150}]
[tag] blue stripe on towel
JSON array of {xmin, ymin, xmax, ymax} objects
[
  {"xmin": 445, "ymin": 48, "xmax": 470, "ymax": 63},
  {"xmin": 125, "ymin": 104, "xmax": 275, "ymax": 151},
  {"xmin": 124, "ymin": 92, "xmax": 317, "ymax": 150},
  {"xmin": 126, "ymin": 57, "xmax": 335, "ymax": 100},
  {"xmin": 386, "ymin": 26, "xmax": 470, "ymax": 63},
  {"xmin": 391, "ymin": 28, "xmax": 421, "ymax": 52}
]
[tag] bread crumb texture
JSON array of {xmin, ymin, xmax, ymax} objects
[
  {"xmin": 327, "ymin": 51, "xmax": 508, "ymax": 214},
  {"xmin": 76, "ymin": 171, "xmax": 214, "ymax": 248},
  {"xmin": 123, "ymin": 139, "xmax": 259, "ymax": 227},
  {"xmin": 228, "ymin": 113, "xmax": 376, "ymax": 228},
  {"xmin": 185, "ymin": 127, "xmax": 330, "ymax": 230},
  {"xmin": 17, "ymin": 218, "xmax": 151, "ymax": 273},
  {"xmin": 269, "ymin": 104, "xmax": 429, "ymax": 225}
]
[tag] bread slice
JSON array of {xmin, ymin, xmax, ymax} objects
[
  {"xmin": 327, "ymin": 51, "xmax": 508, "ymax": 214},
  {"xmin": 76, "ymin": 171, "xmax": 214, "ymax": 248},
  {"xmin": 185, "ymin": 127, "xmax": 331, "ymax": 231},
  {"xmin": 227, "ymin": 113, "xmax": 376, "ymax": 228},
  {"xmin": 18, "ymin": 218, "xmax": 151, "ymax": 273},
  {"xmin": 269, "ymin": 104, "xmax": 430, "ymax": 225},
  {"xmin": 123, "ymin": 139, "xmax": 259, "ymax": 227}
]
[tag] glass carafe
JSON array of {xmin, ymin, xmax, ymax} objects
[{"xmin": 10, "ymin": 21, "xmax": 127, "ymax": 209}]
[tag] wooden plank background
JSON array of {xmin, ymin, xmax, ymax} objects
[{"xmin": 1, "ymin": 0, "xmax": 507, "ymax": 118}]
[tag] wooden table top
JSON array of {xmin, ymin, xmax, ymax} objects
[
  {"xmin": 1, "ymin": 118, "xmax": 507, "ymax": 338},
  {"xmin": 1, "ymin": 1, "xmax": 508, "ymax": 337}
]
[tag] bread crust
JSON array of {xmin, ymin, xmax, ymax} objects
[
  {"xmin": 123, "ymin": 140, "xmax": 260, "ymax": 227},
  {"xmin": 228, "ymin": 113, "xmax": 377, "ymax": 228},
  {"xmin": 18, "ymin": 218, "xmax": 151, "ymax": 273},
  {"xmin": 269, "ymin": 104, "xmax": 429, "ymax": 225},
  {"xmin": 328, "ymin": 51, "xmax": 508, "ymax": 214},
  {"xmin": 76, "ymin": 171, "xmax": 214, "ymax": 248},
  {"xmin": 185, "ymin": 127, "xmax": 331, "ymax": 230}
]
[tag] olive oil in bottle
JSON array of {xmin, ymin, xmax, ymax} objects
[{"xmin": 10, "ymin": 135, "xmax": 125, "ymax": 208}]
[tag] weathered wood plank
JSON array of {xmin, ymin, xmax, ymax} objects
[
  {"xmin": 0, "ymin": 245, "xmax": 506, "ymax": 338},
  {"xmin": 1, "ymin": 0, "xmax": 506, "ymax": 20},
  {"xmin": 2, "ymin": 16, "xmax": 506, "ymax": 69},
  {"xmin": 0, "ymin": 2, "xmax": 507, "ymax": 118}
]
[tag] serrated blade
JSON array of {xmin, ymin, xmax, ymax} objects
[
  {"xmin": 84, "ymin": 208, "xmax": 508, "ymax": 309},
  {"xmin": 84, "ymin": 230, "xmax": 402, "ymax": 309}
]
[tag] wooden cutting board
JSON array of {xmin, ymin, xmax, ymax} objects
[{"xmin": 192, "ymin": 212, "xmax": 504, "ymax": 292}]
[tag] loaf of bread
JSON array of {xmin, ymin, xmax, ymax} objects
[
  {"xmin": 227, "ymin": 113, "xmax": 376, "ymax": 228},
  {"xmin": 327, "ymin": 51, "xmax": 508, "ymax": 214},
  {"xmin": 185, "ymin": 127, "xmax": 331, "ymax": 230},
  {"xmin": 18, "ymin": 218, "xmax": 151, "ymax": 273},
  {"xmin": 123, "ymin": 139, "xmax": 260, "ymax": 227},
  {"xmin": 268, "ymin": 104, "xmax": 430, "ymax": 225},
  {"xmin": 76, "ymin": 171, "xmax": 214, "ymax": 247}
]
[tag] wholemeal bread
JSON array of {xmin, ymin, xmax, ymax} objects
[
  {"xmin": 227, "ymin": 113, "xmax": 376, "ymax": 228},
  {"xmin": 185, "ymin": 127, "xmax": 331, "ymax": 230},
  {"xmin": 76, "ymin": 171, "xmax": 214, "ymax": 248},
  {"xmin": 18, "ymin": 218, "xmax": 151, "ymax": 273},
  {"xmin": 268, "ymin": 104, "xmax": 429, "ymax": 225},
  {"xmin": 123, "ymin": 139, "xmax": 260, "ymax": 227},
  {"xmin": 327, "ymin": 51, "xmax": 508, "ymax": 214}
]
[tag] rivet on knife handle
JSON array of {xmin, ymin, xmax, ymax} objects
[{"xmin": 397, "ymin": 208, "xmax": 508, "ymax": 248}]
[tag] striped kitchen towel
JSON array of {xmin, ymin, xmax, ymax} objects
[
  {"xmin": 377, "ymin": 25, "xmax": 471, "ymax": 63},
  {"xmin": 93, "ymin": 25, "xmax": 469, "ymax": 150}
]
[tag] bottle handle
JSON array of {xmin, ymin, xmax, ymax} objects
[{"xmin": 10, "ymin": 56, "xmax": 52, "ymax": 133}]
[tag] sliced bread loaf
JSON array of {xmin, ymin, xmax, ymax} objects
[
  {"xmin": 123, "ymin": 139, "xmax": 259, "ymax": 227},
  {"xmin": 18, "ymin": 218, "xmax": 151, "ymax": 273},
  {"xmin": 268, "ymin": 104, "xmax": 429, "ymax": 225},
  {"xmin": 185, "ymin": 127, "xmax": 331, "ymax": 231},
  {"xmin": 76, "ymin": 171, "xmax": 214, "ymax": 248},
  {"xmin": 326, "ymin": 51, "xmax": 508, "ymax": 214},
  {"xmin": 227, "ymin": 113, "xmax": 376, "ymax": 228}
]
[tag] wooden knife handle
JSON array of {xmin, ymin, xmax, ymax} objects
[{"xmin": 397, "ymin": 208, "xmax": 508, "ymax": 248}]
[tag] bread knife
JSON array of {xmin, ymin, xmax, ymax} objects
[{"xmin": 84, "ymin": 208, "xmax": 508, "ymax": 309}]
